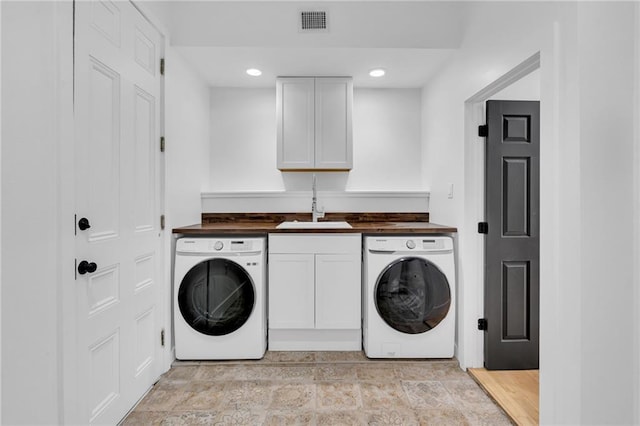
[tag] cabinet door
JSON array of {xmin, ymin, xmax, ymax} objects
[
  {"xmin": 314, "ymin": 77, "xmax": 353, "ymax": 170},
  {"xmin": 268, "ymin": 253, "xmax": 315, "ymax": 328},
  {"xmin": 315, "ymin": 254, "xmax": 361, "ymax": 329},
  {"xmin": 277, "ymin": 78, "xmax": 315, "ymax": 170}
]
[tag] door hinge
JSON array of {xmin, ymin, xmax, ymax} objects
[
  {"xmin": 160, "ymin": 329, "xmax": 165, "ymax": 347},
  {"xmin": 160, "ymin": 214, "xmax": 165, "ymax": 230},
  {"xmin": 160, "ymin": 58, "xmax": 165, "ymax": 76},
  {"xmin": 478, "ymin": 222, "xmax": 488, "ymax": 234},
  {"xmin": 478, "ymin": 318, "xmax": 488, "ymax": 331},
  {"xmin": 160, "ymin": 136, "xmax": 165, "ymax": 153},
  {"xmin": 478, "ymin": 124, "xmax": 488, "ymax": 137}
]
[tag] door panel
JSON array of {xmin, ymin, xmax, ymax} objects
[
  {"xmin": 87, "ymin": 264, "xmax": 120, "ymax": 316},
  {"xmin": 134, "ymin": 253, "xmax": 155, "ymax": 293},
  {"xmin": 315, "ymin": 77, "xmax": 353, "ymax": 169},
  {"xmin": 502, "ymin": 158, "xmax": 530, "ymax": 236},
  {"xmin": 315, "ymin": 254, "xmax": 361, "ymax": 329},
  {"xmin": 75, "ymin": 0, "xmax": 163, "ymax": 423},
  {"xmin": 277, "ymin": 78, "xmax": 315, "ymax": 169},
  {"xmin": 502, "ymin": 261, "xmax": 530, "ymax": 340},
  {"xmin": 133, "ymin": 87, "xmax": 156, "ymax": 232},
  {"xmin": 484, "ymin": 100, "xmax": 540, "ymax": 370},
  {"xmin": 87, "ymin": 58, "xmax": 121, "ymax": 242},
  {"xmin": 134, "ymin": 308, "xmax": 155, "ymax": 375},
  {"xmin": 268, "ymin": 254, "xmax": 315, "ymax": 329},
  {"xmin": 91, "ymin": 0, "xmax": 121, "ymax": 46},
  {"xmin": 134, "ymin": 27, "xmax": 157, "ymax": 75},
  {"xmin": 88, "ymin": 331, "xmax": 120, "ymax": 422}
]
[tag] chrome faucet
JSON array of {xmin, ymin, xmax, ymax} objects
[{"xmin": 311, "ymin": 173, "xmax": 325, "ymax": 222}]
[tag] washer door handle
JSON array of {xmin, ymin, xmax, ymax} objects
[{"xmin": 78, "ymin": 260, "xmax": 97, "ymax": 275}]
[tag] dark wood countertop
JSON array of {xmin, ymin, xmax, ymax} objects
[{"xmin": 172, "ymin": 213, "xmax": 457, "ymax": 235}]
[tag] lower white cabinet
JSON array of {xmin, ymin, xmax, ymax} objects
[
  {"xmin": 315, "ymin": 254, "xmax": 361, "ymax": 329},
  {"xmin": 268, "ymin": 234, "xmax": 362, "ymax": 350},
  {"xmin": 268, "ymin": 253, "xmax": 315, "ymax": 329}
]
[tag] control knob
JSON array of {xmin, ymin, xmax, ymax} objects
[
  {"xmin": 214, "ymin": 241, "xmax": 224, "ymax": 251},
  {"xmin": 406, "ymin": 240, "xmax": 416, "ymax": 249}
]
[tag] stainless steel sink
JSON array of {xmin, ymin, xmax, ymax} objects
[{"xmin": 276, "ymin": 221, "xmax": 352, "ymax": 229}]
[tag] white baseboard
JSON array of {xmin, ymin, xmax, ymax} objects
[{"xmin": 268, "ymin": 329, "xmax": 362, "ymax": 351}]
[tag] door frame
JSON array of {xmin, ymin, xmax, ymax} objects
[
  {"xmin": 634, "ymin": 4, "xmax": 640, "ymax": 423},
  {"xmin": 460, "ymin": 52, "xmax": 540, "ymax": 369},
  {"xmin": 60, "ymin": 1, "xmax": 168, "ymax": 423}
]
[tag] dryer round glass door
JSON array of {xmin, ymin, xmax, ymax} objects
[
  {"xmin": 178, "ymin": 259, "xmax": 255, "ymax": 336},
  {"xmin": 374, "ymin": 257, "xmax": 451, "ymax": 334}
]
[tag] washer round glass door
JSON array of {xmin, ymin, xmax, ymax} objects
[
  {"xmin": 375, "ymin": 257, "xmax": 451, "ymax": 334},
  {"xmin": 178, "ymin": 258, "xmax": 255, "ymax": 336}
]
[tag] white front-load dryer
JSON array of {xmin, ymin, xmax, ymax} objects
[
  {"xmin": 363, "ymin": 236, "xmax": 455, "ymax": 358},
  {"xmin": 174, "ymin": 237, "xmax": 266, "ymax": 360}
]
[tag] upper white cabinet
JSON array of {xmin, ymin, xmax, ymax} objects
[{"xmin": 276, "ymin": 77, "xmax": 353, "ymax": 171}]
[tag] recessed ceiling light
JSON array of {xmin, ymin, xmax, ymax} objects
[
  {"xmin": 369, "ymin": 68, "xmax": 386, "ymax": 78},
  {"xmin": 246, "ymin": 68, "xmax": 262, "ymax": 77}
]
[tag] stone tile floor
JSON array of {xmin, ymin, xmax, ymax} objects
[{"xmin": 122, "ymin": 352, "xmax": 512, "ymax": 425}]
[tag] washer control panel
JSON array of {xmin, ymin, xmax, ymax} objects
[
  {"xmin": 176, "ymin": 238, "xmax": 264, "ymax": 254},
  {"xmin": 366, "ymin": 236, "xmax": 452, "ymax": 253}
]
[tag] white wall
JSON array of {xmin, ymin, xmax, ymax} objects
[
  {"xmin": 164, "ymin": 46, "xmax": 210, "ymax": 355},
  {"xmin": 635, "ymin": 7, "xmax": 640, "ymax": 424},
  {"xmin": 209, "ymin": 87, "xmax": 281, "ymax": 191},
  {"xmin": 165, "ymin": 48, "xmax": 210, "ymax": 229},
  {"xmin": 1, "ymin": 2, "xmax": 71, "ymax": 423},
  {"xmin": 0, "ymin": 1, "xmax": 2, "ymax": 422},
  {"xmin": 208, "ymin": 87, "xmax": 424, "ymax": 195},
  {"xmin": 350, "ymin": 89, "xmax": 423, "ymax": 190},
  {"xmin": 0, "ymin": 2, "xmax": 3, "ymax": 421},
  {"xmin": 577, "ymin": 3, "xmax": 637, "ymax": 423},
  {"xmin": 422, "ymin": 1, "xmax": 639, "ymax": 424}
]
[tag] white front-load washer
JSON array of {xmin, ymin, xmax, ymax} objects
[
  {"xmin": 174, "ymin": 237, "xmax": 266, "ymax": 360},
  {"xmin": 363, "ymin": 235, "xmax": 455, "ymax": 358}
]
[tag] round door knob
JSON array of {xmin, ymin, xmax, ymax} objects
[
  {"xmin": 78, "ymin": 260, "xmax": 98, "ymax": 275},
  {"xmin": 406, "ymin": 240, "xmax": 416, "ymax": 249},
  {"xmin": 78, "ymin": 217, "xmax": 91, "ymax": 231},
  {"xmin": 214, "ymin": 241, "xmax": 224, "ymax": 251}
]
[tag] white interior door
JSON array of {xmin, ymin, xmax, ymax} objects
[{"xmin": 74, "ymin": 0, "xmax": 163, "ymax": 423}]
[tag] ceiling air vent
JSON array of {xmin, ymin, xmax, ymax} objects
[{"xmin": 300, "ymin": 10, "xmax": 328, "ymax": 32}]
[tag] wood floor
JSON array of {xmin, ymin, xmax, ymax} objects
[{"xmin": 468, "ymin": 368, "xmax": 539, "ymax": 426}]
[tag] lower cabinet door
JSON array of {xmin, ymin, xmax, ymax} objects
[
  {"xmin": 315, "ymin": 254, "xmax": 361, "ymax": 329},
  {"xmin": 268, "ymin": 253, "xmax": 315, "ymax": 328}
]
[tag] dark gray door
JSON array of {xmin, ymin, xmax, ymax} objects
[{"xmin": 484, "ymin": 100, "xmax": 540, "ymax": 370}]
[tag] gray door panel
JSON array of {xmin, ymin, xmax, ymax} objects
[{"xmin": 484, "ymin": 100, "xmax": 540, "ymax": 370}]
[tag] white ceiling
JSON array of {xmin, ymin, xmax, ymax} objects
[
  {"xmin": 143, "ymin": 1, "xmax": 469, "ymax": 88},
  {"xmin": 176, "ymin": 47, "xmax": 455, "ymax": 88}
]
